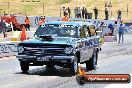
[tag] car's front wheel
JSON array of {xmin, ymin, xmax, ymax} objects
[
  {"xmin": 86, "ymin": 50, "xmax": 97, "ymax": 70},
  {"xmin": 20, "ymin": 62, "xmax": 29, "ymax": 73},
  {"xmin": 70, "ymin": 57, "xmax": 78, "ymax": 75}
]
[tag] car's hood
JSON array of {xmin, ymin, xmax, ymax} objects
[{"xmin": 20, "ymin": 37, "xmax": 78, "ymax": 45}]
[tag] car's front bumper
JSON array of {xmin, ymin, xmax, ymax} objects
[{"xmin": 16, "ymin": 55, "xmax": 75, "ymax": 63}]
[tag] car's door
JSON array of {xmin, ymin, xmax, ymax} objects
[
  {"xmin": 85, "ymin": 25, "xmax": 94, "ymax": 61},
  {"xmin": 86, "ymin": 25, "xmax": 98, "ymax": 58},
  {"xmin": 79, "ymin": 25, "xmax": 92, "ymax": 62}
]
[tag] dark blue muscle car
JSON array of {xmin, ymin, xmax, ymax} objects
[{"xmin": 16, "ymin": 21, "xmax": 101, "ymax": 75}]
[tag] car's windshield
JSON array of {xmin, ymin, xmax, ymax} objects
[{"xmin": 34, "ymin": 24, "xmax": 79, "ymax": 38}]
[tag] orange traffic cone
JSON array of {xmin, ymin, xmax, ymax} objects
[{"xmin": 20, "ymin": 25, "xmax": 26, "ymax": 42}]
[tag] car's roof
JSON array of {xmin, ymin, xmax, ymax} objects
[{"xmin": 44, "ymin": 21, "xmax": 94, "ymax": 27}]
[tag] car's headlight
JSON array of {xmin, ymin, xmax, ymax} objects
[
  {"xmin": 18, "ymin": 46, "xmax": 24, "ymax": 53},
  {"xmin": 64, "ymin": 47, "xmax": 73, "ymax": 54}
]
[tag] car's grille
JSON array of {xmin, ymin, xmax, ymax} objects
[{"xmin": 23, "ymin": 47, "xmax": 65, "ymax": 56}]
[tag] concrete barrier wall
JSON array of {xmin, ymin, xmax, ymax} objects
[{"xmin": 0, "ymin": 43, "xmax": 18, "ymax": 57}]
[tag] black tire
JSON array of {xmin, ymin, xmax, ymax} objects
[
  {"xmin": 86, "ymin": 50, "xmax": 97, "ymax": 70},
  {"xmin": 20, "ymin": 62, "xmax": 29, "ymax": 73},
  {"xmin": 70, "ymin": 57, "xmax": 78, "ymax": 75}
]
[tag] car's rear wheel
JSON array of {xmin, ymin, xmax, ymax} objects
[
  {"xmin": 20, "ymin": 62, "xmax": 29, "ymax": 73},
  {"xmin": 86, "ymin": 50, "xmax": 97, "ymax": 70},
  {"xmin": 70, "ymin": 57, "xmax": 78, "ymax": 75}
]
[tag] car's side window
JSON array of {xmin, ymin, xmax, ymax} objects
[
  {"xmin": 80, "ymin": 25, "xmax": 96, "ymax": 38},
  {"xmin": 80, "ymin": 27, "xmax": 86, "ymax": 38},
  {"xmin": 82, "ymin": 25, "xmax": 91, "ymax": 38},
  {"xmin": 89, "ymin": 25, "xmax": 96, "ymax": 36},
  {"xmin": 83, "ymin": 25, "xmax": 89, "ymax": 37}
]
